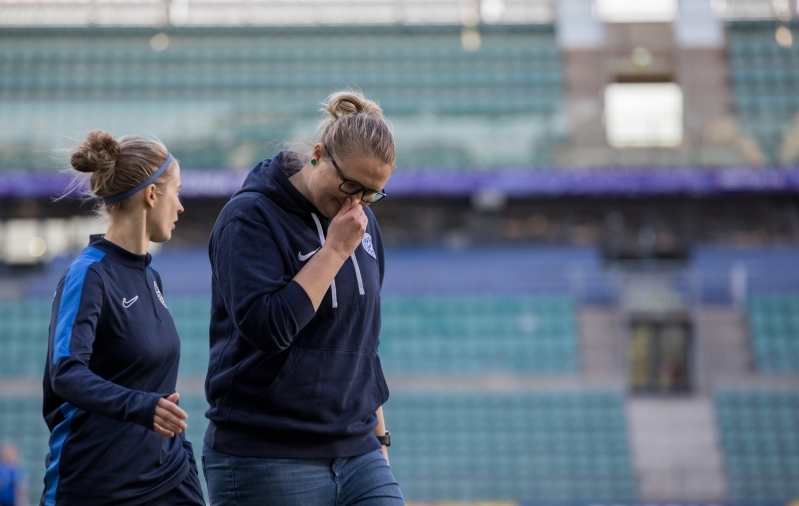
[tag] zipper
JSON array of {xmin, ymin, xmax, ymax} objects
[{"xmin": 145, "ymin": 271, "xmax": 163, "ymax": 324}]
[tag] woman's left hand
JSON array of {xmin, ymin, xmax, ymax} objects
[{"xmin": 154, "ymin": 392, "xmax": 188, "ymax": 437}]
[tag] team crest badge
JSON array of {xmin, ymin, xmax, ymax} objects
[
  {"xmin": 362, "ymin": 233, "xmax": 377, "ymax": 259},
  {"xmin": 154, "ymin": 280, "xmax": 167, "ymax": 308}
]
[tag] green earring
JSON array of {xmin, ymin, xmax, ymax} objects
[{"xmin": 311, "ymin": 159, "xmax": 317, "ymax": 166}]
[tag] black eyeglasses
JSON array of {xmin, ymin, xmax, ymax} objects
[{"xmin": 324, "ymin": 147, "xmax": 387, "ymax": 204}]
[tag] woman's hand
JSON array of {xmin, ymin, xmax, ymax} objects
[
  {"xmin": 325, "ymin": 197, "xmax": 367, "ymax": 259},
  {"xmin": 153, "ymin": 392, "xmax": 188, "ymax": 437}
]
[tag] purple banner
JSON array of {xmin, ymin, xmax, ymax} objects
[
  {"xmin": 2, "ymin": 168, "xmax": 799, "ymax": 200},
  {"xmin": 385, "ymin": 168, "xmax": 799, "ymax": 197}
]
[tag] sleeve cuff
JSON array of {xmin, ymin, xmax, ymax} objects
[
  {"xmin": 281, "ymin": 280, "xmax": 316, "ymax": 332},
  {"xmin": 138, "ymin": 392, "xmax": 164, "ymax": 430}
]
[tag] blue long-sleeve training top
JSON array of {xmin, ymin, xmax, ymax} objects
[
  {"xmin": 41, "ymin": 235, "xmax": 195, "ymax": 506},
  {"xmin": 204, "ymin": 151, "xmax": 389, "ymax": 459}
]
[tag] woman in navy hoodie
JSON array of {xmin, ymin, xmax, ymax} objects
[
  {"xmin": 42, "ymin": 131, "xmax": 204, "ymax": 505},
  {"xmin": 203, "ymin": 91, "xmax": 404, "ymax": 505}
]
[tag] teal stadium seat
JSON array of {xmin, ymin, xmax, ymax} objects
[
  {"xmin": 726, "ymin": 21, "xmax": 799, "ymax": 166},
  {"xmin": 716, "ymin": 392, "xmax": 799, "ymax": 501},
  {"xmin": 0, "ymin": 25, "xmax": 565, "ymax": 170},
  {"xmin": 379, "ymin": 295, "xmax": 580, "ymax": 374},
  {"xmin": 747, "ymin": 293, "xmax": 799, "ymax": 373},
  {"xmin": 0, "ymin": 300, "xmax": 51, "ymax": 377},
  {"xmin": 387, "ymin": 392, "xmax": 634, "ymax": 502}
]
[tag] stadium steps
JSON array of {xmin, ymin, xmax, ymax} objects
[{"xmin": 627, "ymin": 397, "xmax": 727, "ymax": 501}]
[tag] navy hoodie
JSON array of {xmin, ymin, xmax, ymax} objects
[
  {"xmin": 204, "ymin": 151, "xmax": 389, "ymax": 458},
  {"xmin": 42, "ymin": 235, "xmax": 196, "ymax": 506}
]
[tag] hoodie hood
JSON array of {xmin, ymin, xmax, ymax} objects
[{"xmin": 236, "ymin": 151, "xmax": 319, "ymax": 217}]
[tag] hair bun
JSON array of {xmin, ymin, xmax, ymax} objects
[
  {"xmin": 324, "ymin": 91, "xmax": 383, "ymax": 120},
  {"xmin": 71, "ymin": 130, "xmax": 120, "ymax": 174}
]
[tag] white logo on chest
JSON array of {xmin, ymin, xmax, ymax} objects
[
  {"xmin": 362, "ymin": 233, "xmax": 376, "ymax": 259},
  {"xmin": 154, "ymin": 281, "xmax": 167, "ymax": 308},
  {"xmin": 122, "ymin": 296, "xmax": 138, "ymax": 308}
]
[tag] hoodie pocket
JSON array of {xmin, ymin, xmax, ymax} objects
[{"xmin": 248, "ymin": 348, "xmax": 386, "ymax": 436}]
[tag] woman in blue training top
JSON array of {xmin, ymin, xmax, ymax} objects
[
  {"xmin": 42, "ymin": 130, "xmax": 204, "ymax": 506},
  {"xmin": 203, "ymin": 91, "xmax": 404, "ymax": 505}
]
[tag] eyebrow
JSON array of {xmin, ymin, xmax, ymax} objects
[{"xmin": 326, "ymin": 147, "xmax": 382, "ymax": 193}]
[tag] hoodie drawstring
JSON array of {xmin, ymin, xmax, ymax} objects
[
  {"xmin": 310, "ymin": 213, "xmax": 366, "ymax": 309},
  {"xmin": 311, "ymin": 213, "xmax": 337, "ymax": 308}
]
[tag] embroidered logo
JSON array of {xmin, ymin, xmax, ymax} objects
[
  {"xmin": 298, "ymin": 248, "xmax": 320, "ymax": 262},
  {"xmin": 153, "ymin": 281, "xmax": 167, "ymax": 308},
  {"xmin": 362, "ymin": 233, "xmax": 376, "ymax": 259},
  {"xmin": 122, "ymin": 296, "xmax": 139, "ymax": 308}
]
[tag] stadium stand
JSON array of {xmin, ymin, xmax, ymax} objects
[
  {"xmin": 380, "ymin": 295, "xmax": 580, "ymax": 374},
  {"xmin": 387, "ymin": 392, "xmax": 635, "ymax": 501},
  {"xmin": 0, "ymin": 299, "xmax": 50, "ymax": 378},
  {"xmin": 716, "ymin": 391, "xmax": 799, "ymax": 501},
  {"xmin": 726, "ymin": 20, "xmax": 799, "ymax": 164},
  {"xmin": 0, "ymin": 25, "xmax": 564, "ymax": 171},
  {"xmin": 747, "ymin": 293, "xmax": 799, "ymax": 373},
  {"xmin": 171, "ymin": 298, "xmax": 212, "ymax": 377}
]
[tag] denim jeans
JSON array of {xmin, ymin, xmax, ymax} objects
[{"xmin": 202, "ymin": 444, "xmax": 405, "ymax": 506}]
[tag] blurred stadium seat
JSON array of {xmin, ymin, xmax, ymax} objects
[
  {"xmin": 0, "ymin": 25, "xmax": 565, "ymax": 171},
  {"xmin": 727, "ymin": 21, "xmax": 799, "ymax": 164},
  {"xmin": 380, "ymin": 295, "xmax": 580, "ymax": 374},
  {"xmin": 716, "ymin": 391, "xmax": 799, "ymax": 501},
  {"xmin": 747, "ymin": 293, "xmax": 799, "ymax": 373},
  {"xmin": 387, "ymin": 392, "xmax": 634, "ymax": 501}
]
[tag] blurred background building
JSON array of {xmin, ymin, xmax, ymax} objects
[{"xmin": 1, "ymin": 0, "xmax": 798, "ymax": 504}]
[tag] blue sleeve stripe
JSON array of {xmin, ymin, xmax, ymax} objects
[
  {"xmin": 53, "ymin": 247, "xmax": 106, "ymax": 364},
  {"xmin": 43, "ymin": 402, "xmax": 79, "ymax": 506}
]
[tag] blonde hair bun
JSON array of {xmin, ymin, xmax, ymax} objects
[
  {"xmin": 317, "ymin": 90, "xmax": 395, "ymax": 169},
  {"xmin": 324, "ymin": 91, "xmax": 383, "ymax": 120},
  {"xmin": 71, "ymin": 130, "xmax": 120, "ymax": 174}
]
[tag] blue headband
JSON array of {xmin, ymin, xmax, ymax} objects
[{"xmin": 103, "ymin": 154, "xmax": 173, "ymax": 204}]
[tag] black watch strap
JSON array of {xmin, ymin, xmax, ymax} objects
[{"xmin": 376, "ymin": 431, "xmax": 391, "ymax": 447}]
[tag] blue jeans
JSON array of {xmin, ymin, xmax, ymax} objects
[{"xmin": 202, "ymin": 444, "xmax": 404, "ymax": 506}]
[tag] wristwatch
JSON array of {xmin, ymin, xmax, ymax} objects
[{"xmin": 376, "ymin": 431, "xmax": 391, "ymax": 447}]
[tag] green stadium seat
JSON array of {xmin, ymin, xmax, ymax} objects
[
  {"xmin": 747, "ymin": 293, "xmax": 799, "ymax": 373},
  {"xmin": 726, "ymin": 20, "xmax": 799, "ymax": 165},
  {"xmin": 387, "ymin": 392, "xmax": 634, "ymax": 502},
  {"xmin": 717, "ymin": 391, "xmax": 799, "ymax": 501},
  {"xmin": 380, "ymin": 295, "xmax": 580, "ymax": 375},
  {"xmin": 0, "ymin": 25, "xmax": 564, "ymax": 170}
]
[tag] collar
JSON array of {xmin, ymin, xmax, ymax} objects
[{"xmin": 88, "ymin": 234, "xmax": 152, "ymax": 270}]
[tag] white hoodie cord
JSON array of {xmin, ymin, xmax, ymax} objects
[
  {"xmin": 311, "ymin": 213, "xmax": 337, "ymax": 308},
  {"xmin": 310, "ymin": 213, "xmax": 366, "ymax": 308},
  {"xmin": 350, "ymin": 253, "xmax": 366, "ymax": 296}
]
